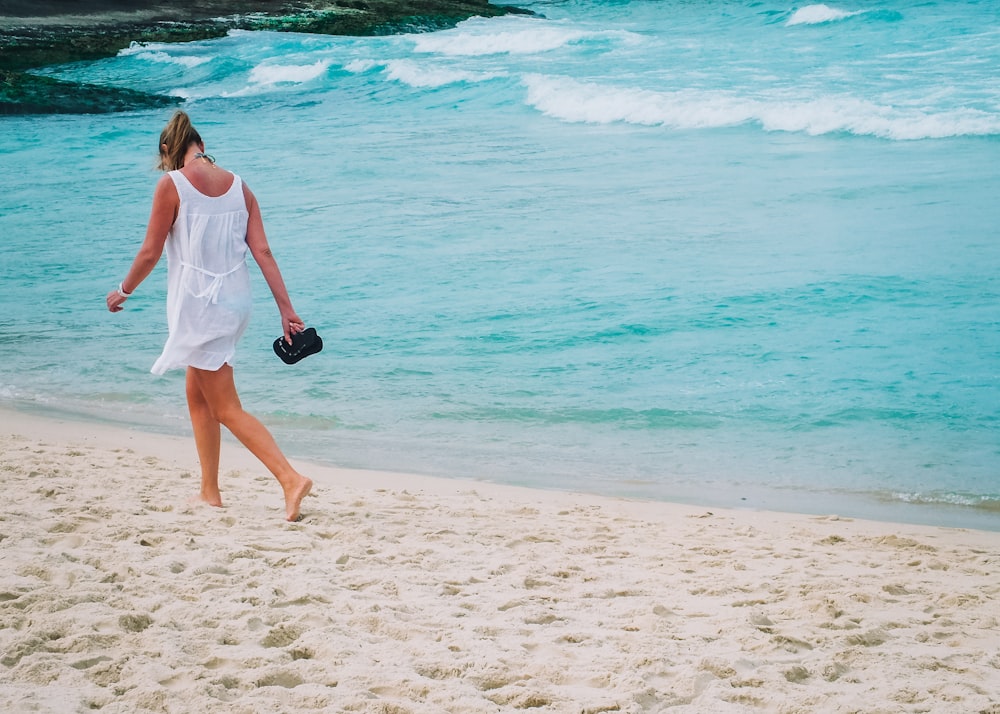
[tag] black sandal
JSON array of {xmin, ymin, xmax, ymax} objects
[{"xmin": 273, "ymin": 327, "xmax": 323, "ymax": 364}]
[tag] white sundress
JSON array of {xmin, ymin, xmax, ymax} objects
[{"xmin": 150, "ymin": 170, "xmax": 252, "ymax": 375}]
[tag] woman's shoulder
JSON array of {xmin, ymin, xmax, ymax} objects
[
  {"xmin": 155, "ymin": 172, "xmax": 182, "ymax": 198},
  {"xmin": 240, "ymin": 179, "xmax": 258, "ymax": 210}
]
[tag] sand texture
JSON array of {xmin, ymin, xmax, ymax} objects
[{"xmin": 1, "ymin": 409, "xmax": 999, "ymax": 713}]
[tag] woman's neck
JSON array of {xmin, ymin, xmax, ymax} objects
[{"xmin": 183, "ymin": 147, "xmax": 216, "ymax": 168}]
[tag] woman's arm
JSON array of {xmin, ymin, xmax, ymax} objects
[
  {"xmin": 243, "ymin": 182, "xmax": 304, "ymax": 343},
  {"xmin": 106, "ymin": 175, "xmax": 178, "ymax": 312}
]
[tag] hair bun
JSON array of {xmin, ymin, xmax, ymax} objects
[{"xmin": 158, "ymin": 110, "xmax": 203, "ymax": 172}]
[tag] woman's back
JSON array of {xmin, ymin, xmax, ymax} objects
[
  {"xmin": 180, "ymin": 161, "xmax": 236, "ymax": 198},
  {"xmin": 167, "ymin": 168, "xmax": 248, "ymax": 273}
]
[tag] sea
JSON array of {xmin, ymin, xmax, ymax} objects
[{"xmin": 1, "ymin": 0, "xmax": 998, "ymax": 529}]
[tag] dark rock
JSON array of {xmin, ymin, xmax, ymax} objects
[
  {"xmin": 0, "ymin": 0, "xmax": 534, "ymax": 114},
  {"xmin": 0, "ymin": 68, "xmax": 178, "ymax": 115}
]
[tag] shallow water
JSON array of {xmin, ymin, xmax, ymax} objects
[{"xmin": 2, "ymin": 0, "xmax": 998, "ymax": 528}]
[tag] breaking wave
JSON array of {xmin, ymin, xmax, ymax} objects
[{"xmin": 522, "ymin": 74, "xmax": 1000, "ymax": 140}]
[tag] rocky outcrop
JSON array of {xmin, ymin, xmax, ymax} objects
[{"xmin": 0, "ymin": 0, "xmax": 532, "ymax": 114}]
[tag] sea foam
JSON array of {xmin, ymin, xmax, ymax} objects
[
  {"xmin": 248, "ymin": 60, "xmax": 331, "ymax": 86},
  {"xmin": 129, "ymin": 51, "xmax": 212, "ymax": 68},
  {"xmin": 383, "ymin": 60, "xmax": 503, "ymax": 88},
  {"xmin": 179, "ymin": 60, "xmax": 334, "ymax": 99},
  {"xmin": 412, "ymin": 17, "xmax": 639, "ymax": 56},
  {"xmin": 787, "ymin": 4, "xmax": 865, "ymax": 26},
  {"xmin": 522, "ymin": 74, "xmax": 1000, "ymax": 139},
  {"xmin": 119, "ymin": 42, "xmax": 213, "ymax": 68}
]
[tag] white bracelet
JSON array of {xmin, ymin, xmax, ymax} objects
[{"xmin": 117, "ymin": 282, "xmax": 132, "ymax": 298}]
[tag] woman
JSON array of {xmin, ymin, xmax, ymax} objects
[{"xmin": 107, "ymin": 110, "xmax": 313, "ymax": 522}]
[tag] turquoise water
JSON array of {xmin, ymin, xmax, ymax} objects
[{"xmin": 2, "ymin": 1, "xmax": 999, "ymax": 528}]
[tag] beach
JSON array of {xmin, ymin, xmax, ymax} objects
[
  {"xmin": 2, "ymin": 406, "xmax": 998, "ymax": 713},
  {"xmin": 3, "ymin": 0, "xmax": 999, "ymax": 709}
]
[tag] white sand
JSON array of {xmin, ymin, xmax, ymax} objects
[{"xmin": 1, "ymin": 407, "xmax": 999, "ymax": 713}]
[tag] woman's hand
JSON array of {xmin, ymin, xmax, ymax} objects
[
  {"xmin": 107, "ymin": 289, "xmax": 128, "ymax": 313},
  {"xmin": 282, "ymin": 311, "xmax": 305, "ymax": 344}
]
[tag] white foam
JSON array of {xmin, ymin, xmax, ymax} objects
[
  {"xmin": 414, "ymin": 27, "xmax": 588, "ymax": 56},
  {"xmin": 247, "ymin": 60, "xmax": 331, "ymax": 86},
  {"xmin": 384, "ymin": 60, "xmax": 503, "ymax": 88},
  {"xmin": 521, "ymin": 74, "xmax": 1000, "ymax": 140},
  {"xmin": 412, "ymin": 18, "xmax": 639, "ymax": 57},
  {"xmin": 131, "ymin": 50, "xmax": 212, "ymax": 69},
  {"xmin": 176, "ymin": 60, "xmax": 333, "ymax": 99},
  {"xmin": 345, "ymin": 59, "xmax": 379, "ymax": 74},
  {"xmin": 787, "ymin": 4, "xmax": 864, "ymax": 26},
  {"xmin": 118, "ymin": 41, "xmax": 212, "ymax": 67},
  {"xmin": 523, "ymin": 74, "xmax": 752, "ymax": 128},
  {"xmin": 118, "ymin": 40, "xmax": 167, "ymax": 56},
  {"xmin": 758, "ymin": 96, "xmax": 1000, "ymax": 139}
]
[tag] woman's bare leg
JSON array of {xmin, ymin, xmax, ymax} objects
[
  {"xmin": 188, "ymin": 365, "xmax": 312, "ymax": 521},
  {"xmin": 186, "ymin": 367, "xmax": 223, "ymax": 507}
]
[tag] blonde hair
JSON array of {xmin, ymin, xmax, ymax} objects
[{"xmin": 158, "ymin": 110, "xmax": 203, "ymax": 171}]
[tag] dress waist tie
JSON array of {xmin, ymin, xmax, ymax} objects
[{"xmin": 181, "ymin": 261, "xmax": 244, "ymax": 304}]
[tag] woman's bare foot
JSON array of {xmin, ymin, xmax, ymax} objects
[
  {"xmin": 283, "ymin": 475, "xmax": 313, "ymax": 522},
  {"xmin": 188, "ymin": 493, "xmax": 223, "ymax": 508}
]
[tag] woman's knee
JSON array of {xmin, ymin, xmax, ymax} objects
[
  {"xmin": 206, "ymin": 400, "xmax": 244, "ymax": 427},
  {"xmin": 185, "ymin": 369, "xmax": 205, "ymax": 402},
  {"xmin": 189, "ymin": 367, "xmax": 244, "ymax": 425}
]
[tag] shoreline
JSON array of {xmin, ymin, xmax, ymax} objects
[
  {"xmin": 5, "ymin": 400, "xmax": 999, "ymax": 533},
  {"xmin": 2, "ymin": 404, "xmax": 998, "ymax": 711},
  {"xmin": 4, "ymin": 403, "xmax": 999, "ymax": 538}
]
